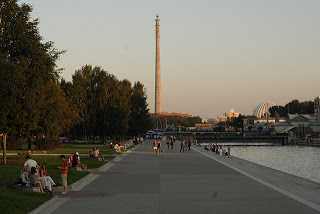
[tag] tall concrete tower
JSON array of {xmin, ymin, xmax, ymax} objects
[{"xmin": 155, "ymin": 14, "xmax": 162, "ymax": 114}]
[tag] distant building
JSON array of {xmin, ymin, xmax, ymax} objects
[
  {"xmin": 225, "ymin": 109, "xmax": 239, "ymax": 119},
  {"xmin": 314, "ymin": 96, "xmax": 320, "ymax": 122},
  {"xmin": 216, "ymin": 109, "xmax": 239, "ymax": 122},
  {"xmin": 195, "ymin": 123, "xmax": 215, "ymax": 127},
  {"xmin": 272, "ymin": 114, "xmax": 320, "ymax": 134},
  {"xmin": 254, "ymin": 117, "xmax": 286, "ymax": 124},
  {"xmin": 217, "ymin": 116, "xmax": 227, "ymax": 122},
  {"xmin": 207, "ymin": 118, "xmax": 218, "ymax": 124},
  {"xmin": 201, "ymin": 119, "xmax": 208, "ymax": 124},
  {"xmin": 252, "ymin": 102, "xmax": 276, "ymax": 118},
  {"xmin": 149, "ymin": 112, "xmax": 193, "ymax": 118}
]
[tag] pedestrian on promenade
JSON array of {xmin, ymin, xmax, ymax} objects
[
  {"xmin": 185, "ymin": 140, "xmax": 188, "ymax": 151},
  {"xmin": 188, "ymin": 140, "xmax": 191, "ymax": 151},
  {"xmin": 157, "ymin": 140, "xmax": 162, "ymax": 155},
  {"xmin": 170, "ymin": 138, "xmax": 174, "ymax": 149},
  {"xmin": 166, "ymin": 138, "xmax": 170, "ymax": 149},
  {"xmin": 180, "ymin": 140, "xmax": 184, "ymax": 152},
  {"xmin": 153, "ymin": 140, "xmax": 158, "ymax": 155},
  {"xmin": 58, "ymin": 155, "xmax": 68, "ymax": 195},
  {"xmin": 228, "ymin": 146, "xmax": 231, "ymax": 158}
]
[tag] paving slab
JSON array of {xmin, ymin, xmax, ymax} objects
[{"xmin": 48, "ymin": 140, "xmax": 319, "ymax": 214}]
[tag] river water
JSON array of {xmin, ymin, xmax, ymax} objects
[{"xmin": 228, "ymin": 145, "xmax": 320, "ymax": 184}]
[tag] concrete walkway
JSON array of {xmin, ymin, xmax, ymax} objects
[{"xmin": 44, "ymin": 140, "xmax": 319, "ymax": 214}]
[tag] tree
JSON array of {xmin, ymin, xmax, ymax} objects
[
  {"xmin": 269, "ymin": 105, "xmax": 287, "ymax": 117},
  {"xmin": 128, "ymin": 82, "xmax": 151, "ymax": 136},
  {"xmin": 0, "ymin": 0, "xmax": 71, "ymax": 151},
  {"xmin": 67, "ymin": 65, "xmax": 134, "ymax": 141},
  {"xmin": 269, "ymin": 100, "xmax": 314, "ymax": 117}
]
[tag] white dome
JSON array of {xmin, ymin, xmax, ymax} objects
[{"xmin": 252, "ymin": 102, "xmax": 276, "ymax": 118}]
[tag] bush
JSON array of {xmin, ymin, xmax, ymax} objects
[{"xmin": 34, "ymin": 138, "xmax": 61, "ymax": 150}]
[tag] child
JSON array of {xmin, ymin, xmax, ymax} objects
[{"xmin": 58, "ymin": 155, "xmax": 68, "ymax": 195}]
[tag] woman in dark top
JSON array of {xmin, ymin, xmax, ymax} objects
[{"xmin": 30, "ymin": 167, "xmax": 45, "ymax": 193}]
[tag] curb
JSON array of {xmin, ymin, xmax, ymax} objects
[
  {"xmin": 28, "ymin": 196, "xmax": 58, "ymax": 214},
  {"xmin": 69, "ymin": 172, "xmax": 95, "ymax": 190}
]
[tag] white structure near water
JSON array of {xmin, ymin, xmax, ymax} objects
[{"xmin": 252, "ymin": 102, "xmax": 276, "ymax": 118}]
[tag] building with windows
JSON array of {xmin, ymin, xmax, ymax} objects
[{"xmin": 216, "ymin": 109, "xmax": 239, "ymax": 122}]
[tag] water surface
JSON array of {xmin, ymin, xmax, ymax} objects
[{"xmin": 229, "ymin": 146, "xmax": 320, "ymax": 183}]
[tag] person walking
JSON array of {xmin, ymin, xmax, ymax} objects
[
  {"xmin": 166, "ymin": 138, "xmax": 170, "ymax": 149},
  {"xmin": 188, "ymin": 140, "xmax": 191, "ymax": 151},
  {"xmin": 180, "ymin": 140, "xmax": 184, "ymax": 152},
  {"xmin": 170, "ymin": 138, "xmax": 174, "ymax": 149},
  {"xmin": 58, "ymin": 155, "xmax": 68, "ymax": 195},
  {"xmin": 153, "ymin": 140, "xmax": 157, "ymax": 155},
  {"xmin": 157, "ymin": 140, "xmax": 162, "ymax": 155},
  {"xmin": 228, "ymin": 146, "xmax": 231, "ymax": 158}
]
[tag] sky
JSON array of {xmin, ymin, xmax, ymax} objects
[{"xmin": 22, "ymin": 0, "xmax": 320, "ymax": 119}]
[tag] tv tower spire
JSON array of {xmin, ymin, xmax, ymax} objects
[{"xmin": 155, "ymin": 14, "xmax": 161, "ymax": 114}]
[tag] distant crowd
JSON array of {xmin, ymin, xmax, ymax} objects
[{"xmin": 204, "ymin": 143, "xmax": 231, "ymax": 158}]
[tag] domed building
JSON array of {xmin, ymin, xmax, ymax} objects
[{"xmin": 252, "ymin": 102, "xmax": 276, "ymax": 118}]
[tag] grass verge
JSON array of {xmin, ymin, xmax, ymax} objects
[{"xmin": 0, "ymin": 152, "xmax": 117, "ymax": 214}]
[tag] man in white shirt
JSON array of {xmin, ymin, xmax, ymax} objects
[{"xmin": 24, "ymin": 156, "xmax": 39, "ymax": 171}]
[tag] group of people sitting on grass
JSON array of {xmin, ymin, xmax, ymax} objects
[
  {"xmin": 68, "ymin": 152, "xmax": 88, "ymax": 170},
  {"xmin": 109, "ymin": 143, "xmax": 125, "ymax": 153},
  {"xmin": 21, "ymin": 156, "xmax": 56, "ymax": 194},
  {"xmin": 89, "ymin": 147, "xmax": 104, "ymax": 160}
]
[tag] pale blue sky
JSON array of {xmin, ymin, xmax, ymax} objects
[{"xmin": 22, "ymin": 0, "xmax": 320, "ymax": 118}]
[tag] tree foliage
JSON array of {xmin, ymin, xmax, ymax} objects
[
  {"xmin": 0, "ymin": 1, "xmax": 151, "ymax": 148},
  {"xmin": 0, "ymin": 0, "xmax": 76, "ymax": 149},
  {"xmin": 65, "ymin": 66, "xmax": 150, "ymax": 141},
  {"xmin": 269, "ymin": 100, "xmax": 314, "ymax": 117},
  {"xmin": 128, "ymin": 81, "xmax": 151, "ymax": 136}
]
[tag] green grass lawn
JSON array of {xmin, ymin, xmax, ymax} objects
[
  {"xmin": 0, "ymin": 150, "xmax": 117, "ymax": 214},
  {"xmin": 0, "ymin": 187, "xmax": 52, "ymax": 214}
]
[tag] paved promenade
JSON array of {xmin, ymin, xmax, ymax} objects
[{"xmin": 45, "ymin": 140, "xmax": 319, "ymax": 214}]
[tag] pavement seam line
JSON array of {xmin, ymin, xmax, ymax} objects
[{"xmin": 192, "ymin": 147, "xmax": 320, "ymax": 213}]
